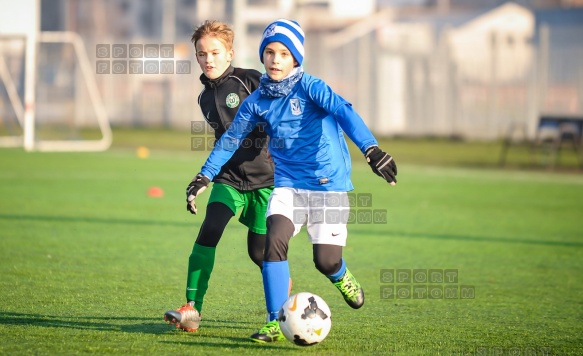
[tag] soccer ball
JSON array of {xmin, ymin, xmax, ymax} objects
[{"xmin": 277, "ymin": 292, "xmax": 332, "ymax": 346}]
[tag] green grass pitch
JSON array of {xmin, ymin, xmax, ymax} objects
[{"xmin": 0, "ymin": 133, "xmax": 582, "ymax": 355}]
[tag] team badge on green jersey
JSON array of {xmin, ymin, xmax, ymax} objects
[{"xmin": 226, "ymin": 93, "xmax": 240, "ymax": 108}]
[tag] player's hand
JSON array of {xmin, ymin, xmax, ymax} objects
[
  {"xmin": 365, "ymin": 146, "xmax": 397, "ymax": 185},
  {"xmin": 186, "ymin": 174, "xmax": 210, "ymax": 214}
]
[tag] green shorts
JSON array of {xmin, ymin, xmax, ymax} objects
[{"xmin": 207, "ymin": 183, "xmax": 274, "ymax": 234}]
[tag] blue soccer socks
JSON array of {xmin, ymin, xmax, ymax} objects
[{"xmin": 262, "ymin": 260, "xmax": 290, "ymax": 321}]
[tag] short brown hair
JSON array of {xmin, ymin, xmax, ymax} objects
[{"xmin": 191, "ymin": 20, "xmax": 234, "ymax": 50}]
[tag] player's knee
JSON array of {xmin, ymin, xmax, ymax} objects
[
  {"xmin": 202, "ymin": 218, "xmax": 225, "ymax": 236},
  {"xmin": 247, "ymin": 231, "xmax": 266, "ymax": 268},
  {"xmin": 264, "ymin": 215, "xmax": 294, "ymax": 261},
  {"xmin": 313, "ymin": 244, "xmax": 343, "ymax": 276},
  {"xmin": 195, "ymin": 203, "xmax": 233, "ymax": 247},
  {"xmin": 314, "ymin": 257, "xmax": 341, "ymax": 276},
  {"xmin": 248, "ymin": 244, "xmax": 264, "ymax": 268},
  {"xmin": 264, "ymin": 232, "xmax": 289, "ymax": 261},
  {"xmin": 195, "ymin": 219, "xmax": 225, "ymax": 247}
]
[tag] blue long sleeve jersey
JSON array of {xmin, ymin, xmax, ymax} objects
[{"xmin": 200, "ymin": 73, "xmax": 378, "ymax": 192}]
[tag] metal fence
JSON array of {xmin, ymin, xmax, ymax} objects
[{"xmin": 308, "ymin": 21, "xmax": 583, "ymax": 140}]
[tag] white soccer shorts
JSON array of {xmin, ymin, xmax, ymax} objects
[{"xmin": 266, "ymin": 187, "xmax": 350, "ymax": 246}]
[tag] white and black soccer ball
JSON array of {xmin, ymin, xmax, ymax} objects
[{"xmin": 277, "ymin": 292, "xmax": 332, "ymax": 346}]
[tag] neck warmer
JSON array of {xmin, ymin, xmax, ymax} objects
[{"xmin": 259, "ymin": 66, "xmax": 304, "ymax": 98}]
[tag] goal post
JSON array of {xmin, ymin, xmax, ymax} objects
[
  {"xmin": 22, "ymin": 0, "xmax": 38, "ymax": 151},
  {"xmin": 0, "ymin": 35, "xmax": 25, "ymax": 147},
  {"xmin": 0, "ymin": 0, "xmax": 112, "ymax": 152},
  {"xmin": 33, "ymin": 31, "xmax": 112, "ymax": 152}
]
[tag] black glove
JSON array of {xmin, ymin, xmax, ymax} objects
[
  {"xmin": 365, "ymin": 146, "xmax": 397, "ymax": 185},
  {"xmin": 186, "ymin": 174, "xmax": 210, "ymax": 214}
]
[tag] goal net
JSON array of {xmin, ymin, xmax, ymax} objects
[{"xmin": 0, "ymin": 0, "xmax": 112, "ymax": 152}]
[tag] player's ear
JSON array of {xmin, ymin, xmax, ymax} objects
[{"xmin": 227, "ymin": 49, "xmax": 234, "ymax": 62}]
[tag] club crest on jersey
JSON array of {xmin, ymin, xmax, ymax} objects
[
  {"xmin": 290, "ymin": 98, "xmax": 302, "ymax": 115},
  {"xmin": 226, "ymin": 93, "xmax": 240, "ymax": 108},
  {"xmin": 265, "ymin": 24, "xmax": 277, "ymax": 38}
]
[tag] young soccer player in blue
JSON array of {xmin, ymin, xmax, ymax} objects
[{"xmin": 185, "ymin": 19, "xmax": 398, "ymax": 342}]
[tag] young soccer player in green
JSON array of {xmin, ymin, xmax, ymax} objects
[{"xmin": 164, "ymin": 20, "xmax": 275, "ymax": 332}]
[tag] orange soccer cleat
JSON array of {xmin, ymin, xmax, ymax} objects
[{"xmin": 164, "ymin": 303, "xmax": 201, "ymax": 332}]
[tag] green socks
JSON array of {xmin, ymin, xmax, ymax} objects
[{"xmin": 185, "ymin": 243, "xmax": 216, "ymax": 313}]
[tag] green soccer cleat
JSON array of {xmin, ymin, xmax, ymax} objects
[
  {"xmin": 333, "ymin": 268, "xmax": 365, "ymax": 309},
  {"xmin": 164, "ymin": 304, "xmax": 201, "ymax": 332},
  {"xmin": 250, "ymin": 320, "xmax": 285, "ymax": 343}
]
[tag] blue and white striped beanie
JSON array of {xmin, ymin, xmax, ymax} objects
[{"xmin": 259, "ymin": 19, "xmax": 305, "ymax": 66}]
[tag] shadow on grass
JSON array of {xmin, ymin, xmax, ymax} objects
[
  {"xmin": 0, "ymin": 312, "xmax": 250, "ymax": 335},
  {"xmin": 346, "ymin": 228, "xmax": 583, "ymax": 248},
  {"xmin": 0, "ymin": 311, "xmax": 167, "ymax": 333},
  {"xmin": 3, "ymin": 213, "xmax": 581, "ymax": 248},
  {"xmin": 159, "ymin": 339, "xmax": 296, "ymax": 350},
  {"xmin": 0, "ymin": 213, "xmax": 191, "ymax": 228},
  {"xmin": 0, "ymin": 312, "xmax": 296, "ymax": 350},
  {"xmin": 457, "ymin": 160, "xmax": 583, "ymax": 172}
]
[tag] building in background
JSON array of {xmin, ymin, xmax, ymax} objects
[{"xmin": 1, "ymin": 0, "xmax": 582, "ymax": 142}]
